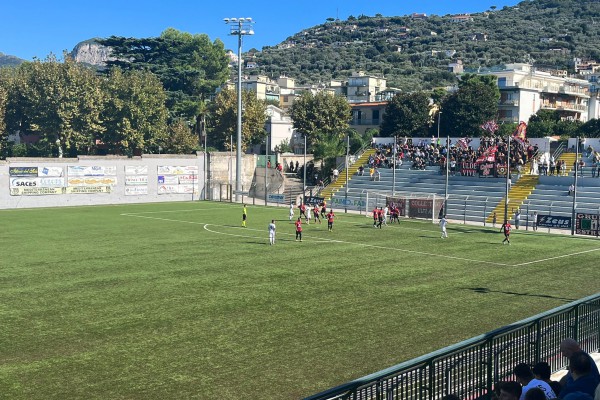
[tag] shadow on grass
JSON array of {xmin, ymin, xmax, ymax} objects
[{"xmin": 467, "ymin": 287, "xmax": 575, "ymax": 302}]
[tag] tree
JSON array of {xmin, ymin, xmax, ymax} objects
[
  {"xmin": 164, "ymin": 120, "xmax": 199, "ymax": 154},
  {"xmin": 289, "ymin": 91, "xmax": 351, "ymax": 148},
  {"xmin": 380, "ymin": 91, "xmax": 431, "ymax": 137},
  {"xmin": 578, "ymin": 118, "xmax": 600, "ymax": 138},
  {"xmin": 5, "ymin": 54, "xmax": 105, "ymax": 157},
  {"xmin": 100, "ymin": 68, "xmax": 169, "ymax": 155},
  {"xmin": 100, "ymin": 29, "xmax": 229, "ymax": 122},
  {"xmin": 441, "ymin": 75, "xmax": 499, "ymax": 137},
  {"xmin": 208, "ymin": 89, "xmax": 267, "ymax": 151}
]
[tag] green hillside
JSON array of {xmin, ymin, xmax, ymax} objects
[
  {"xmin": 0, "ymin": 52, "xmax": 24, "ymax": 67},
  {"xmin": 253, "ymin": 0, "xmax": 600, "ymax": 90}
]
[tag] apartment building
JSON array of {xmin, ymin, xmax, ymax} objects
[
  {"xmin": 241, "ymin": 75, "xmax": 280, "ymax": 103},
  {"xmin": 479, "ymin": 63, "xmax": 591, "ymax": 123},
  {"xmin": 349, "ymin": 102, "xmax": 388, "ymax": 134},
  {"xmin": 346, "ymin": 71, "xmax": 387, "ymax": 103}
]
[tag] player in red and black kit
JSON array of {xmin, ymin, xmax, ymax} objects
[
  {"xmin": 391, "ymin": 206, "xmax": 399, "ymax": 223},
  {"xmin": 501, "ymin": 220, "xmax": 512, "ymax": 245},
  {"xmin": 299, "ymin": 203, "xmax": 309, "ymax": 224},
  {"xmin": 377, "ymin": 207, "xmax": 384, "ymax": 229},
  {"xmin": 320, "ymin": 201, "xmax": 327, "ymax": 219},
  {"xmin": 326, "ymin": 209, "xmax": 335, "ymax": 232},
  {"xmin": 313, "ymin": 204, "xmax": 321, "ymax": 224},
  {"xmin": 372, "ymin": 207, "xmax": 379, "ymax": 227},
  {"xmin": 295, "ymin": 217, "xmax": 303, "ymax": 241}
]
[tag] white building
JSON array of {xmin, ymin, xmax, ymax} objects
[{"xmin": 479, "ymin": 63, "xmax": 591, "ymax": 123}]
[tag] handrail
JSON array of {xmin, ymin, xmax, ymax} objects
[
  {"xmin": 553, "ymin": 142, "xmax": 566, "ymax": 161},
  {"xmin": 304, "ymin": 292, "xmax": 600, "ymax": 400}
]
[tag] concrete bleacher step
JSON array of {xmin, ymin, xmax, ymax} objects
[
  {"xmin": 320, "ymin": 149, "xmax": 376, "ymax": 200},
  {"xmin": 485, "ymin": 174, "xmax": 539, "ymax": 223},
  {"xmin": 558, "ymin": 152, "xmax": 577, "ymax": 175}
]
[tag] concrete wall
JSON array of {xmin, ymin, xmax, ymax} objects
[
  {"xmin": 0, "ymin": 154, "xmax": 207, "ymax": 209},
  {"xmin": 208, "ymin": 151, "xmax": 256, "ymax": 187},
  {"xmin": 0, "ymin": 152, "xmax": 279, "ymax": 209}
]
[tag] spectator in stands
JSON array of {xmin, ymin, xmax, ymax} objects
[
  {"xmin": 358, "ymin": 166, "xmax": 364, "ymax": 176},
  {"xmin": 513, "ymin": 363, "xmax": 556, "ymax": 399},
  {"xmin": 497, "ymin": 381, "xmax": 522, "ymax": 400},
  {"xmin": 532, "ymin": 362, "xmax": 562, "ymax": 396},
  {"xmin": 375, "ymin": 168, "xmax": 381, "ymax": 181},
  {"xmin": 332, "ymin": 168, "xmax": 339, "ymax": 181},
  {"xmin": 560, "ymin": 338, "xmax": 600, "ymax": 384},
  {"xmin": 525, "ymin": 388, "xmax": 548, "ymax": 400},
  {"xmin": 559, "ymin": 351, "xmax": 600, "ymax": 398},
  {"xmin": 369, "ymin": 167, "xmax": 375, "ymax": 180},
  {"xmin": 569, "ymin": 184, "xmax": 575, "ymax": 196},
  {"xmin": 597, "ymin": 162, "xmax": 600, "ymax": 179}
]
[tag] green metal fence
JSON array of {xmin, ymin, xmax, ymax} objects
[{"xmin": 304, "ymin": 292, "xmax": 600, "ymax": 400}]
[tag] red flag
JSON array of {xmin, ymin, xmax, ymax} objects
[
  {"xmin": 476, "ymin": 145, "xmax": 497, "ymax": 163},
  {"xmin": 513, "ymin": 121, "xmax": 527, "ymax": 142}
]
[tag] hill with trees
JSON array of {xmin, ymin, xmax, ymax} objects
[
  {"xmin": 252, "ymin": 0, "xmax": 600, "ymax": 90},
  {"xmin": 0, "ymin": 53, "xmax": 24, "ymax": 68}
]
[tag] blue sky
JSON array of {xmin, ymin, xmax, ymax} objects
[{"xmin": 2, "ymin": 0, "xmax": 521, "ymax": 60}]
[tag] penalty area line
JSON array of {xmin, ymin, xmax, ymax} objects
[
  {"xmin": 122, "ymin": 213, "xmax": 509, "ymax": 266},
  {"xmin": 513, "ymin": 247, "xmax": 600, "ymax": 266}
]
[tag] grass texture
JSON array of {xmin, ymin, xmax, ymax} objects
[{"xmin": 0, "ymin": 201, "xmax": 598, "ymax": 399}]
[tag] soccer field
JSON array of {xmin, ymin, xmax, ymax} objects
[{"xmin": 1, "ymin": 201, "xmax": 598, "ymax": 399}]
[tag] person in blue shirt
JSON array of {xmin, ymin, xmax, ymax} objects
[{"xmin": 559, "ymin": 351, "xmax": 600, "ymax": 399}]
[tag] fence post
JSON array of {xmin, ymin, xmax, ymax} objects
[
  {"xmin": 548, "ymin": 202, "xmax": 553, "ymax": 233},
  {"xmin": 526, "ymin": 202, "xmax": 530, "ymax": 231},
  {"xmin": 463, "ymin": 196, "xmax": 468, "ymax": 225},
  {"xmin": 484, "ymin": 197, "xmax": 488, "ymax": 227}
]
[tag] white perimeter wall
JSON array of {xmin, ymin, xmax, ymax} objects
[{"xmin": 0, "ymin": 154, "xmax": 208, "ymax": 209}]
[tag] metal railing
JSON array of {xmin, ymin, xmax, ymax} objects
[{"xmin": 305, "ymin": 292, "xmax": 600, "ymax": 400}]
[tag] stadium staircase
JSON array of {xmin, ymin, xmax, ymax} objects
[
  {"xmin": 319, "ymin": 149, "xmax": 376, "ymax": 200},
  {"xmin": 558, "ymin": 152, "xmax": 577, "ymax": 175},
  {"xmin": 485, "ymin": 174, "xmax": 539, "ymax": 223}
]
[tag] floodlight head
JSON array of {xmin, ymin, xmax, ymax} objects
[
  {"xmin": 248, "ymin": 30, "xmax": 255, "ymax": 35},
  {"xmin": 223, "ymin": 18, "xmax": 229, "ymax": 23},
  {"xmin": 245, "ymin": 17, "xmax": 253, "ymax": 22},
  {"xmin": 230, "ymin": 18, "xmax": 238, "ymax": 22}
]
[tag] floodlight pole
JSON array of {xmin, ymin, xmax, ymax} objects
[
  {"xmin": 444, "ymin": 135, "xmax": 450, "ymax": 216},
  {"xmin": 203, "ymin": 115, "xmax": 207, "ymax": 200},
  {"xmin": 345, "ymin": 134, "xmax": 349, "ymax": 213},
  {"xmin": 303, "ymin": 134, "xmax": 307, "ymax": 194},
  {"xmin": 225, "ymin": 17, "xmax": 254, "ymax": 202},
  {"xmin": 265, "ymin": 135, "xmax": 269, "ymax": 205},
  {"xmin": 571, "ymin": 136, "xmax": 579, "ymax": 236},
  {"xmin": 392, "ymin": 136, "xmax": 397, "ymax": 197},
  {"xmin": 504, "ymin": 135, "xmax": 511, "ymax": 223},
  {"xmin": 437, "ymin": 111, "xmax": 442, "ymax": 141}
]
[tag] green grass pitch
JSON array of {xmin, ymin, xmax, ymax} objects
[{"xmin": 1, "ymin": 201, "xmax": 598, "ymax": 399}]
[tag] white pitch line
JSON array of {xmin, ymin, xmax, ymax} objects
[
  {"xmin": 201, "ymin": 222, "xmax": 509, "ymax": 267},
  {"xmin": 513, "ymin": 247, "xmax": 600, "ymax": 266},
  {"xmin": 122, "ymin": 212, "xmax": 600, "ymax": 268},
  {"xmin": 333, "ymin": 218, "xmax": 470, "ymax": 234},
  {"xmin": 120, "ymin": 206, "xmax": 233, "ymax": 216}
]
